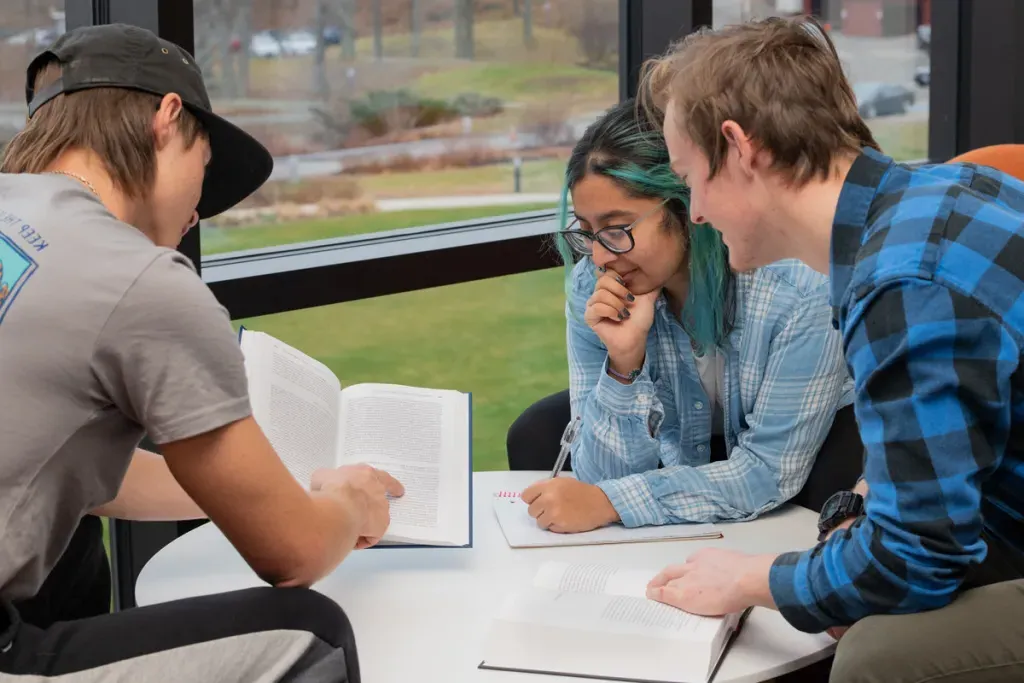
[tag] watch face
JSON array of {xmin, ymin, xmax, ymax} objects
[
  {"xmin": 819, "ymin": 492, "xmax": 848, "ymax": 528},
  {"xmin": 821, "ymin": 495, "xmax": 841, "ymax": 519}
]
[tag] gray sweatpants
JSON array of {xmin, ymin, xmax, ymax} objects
[
  {"xmin": 830, "ymin": 579, "xmax": 1024, "ymax": 683},
  {"xmin": 0, "ymin": 587, "xmax": 358, "ymax": 682}
]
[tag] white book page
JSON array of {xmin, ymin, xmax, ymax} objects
[
  {"xmin": 533, "ymin": 561, "xmax": 654, "ymax": 599},
  {"xmin": 498, "ymin": 589, "xmax": 721, "ymax": 644},
  {"xmin": 336, "ymin": 383, "xmax": 469, "ymax": 546},
  {"xmin": 241, "ymin": 331, "xmax": 341, "ymax": 488},
  {"xmin": 492, "ymin": 495, "xmax": 719, "ymax": 547}
]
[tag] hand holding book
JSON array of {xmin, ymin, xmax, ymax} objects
[{"xmin": 311, "ymin": 464, "xmax": 405, "ymax": 549}]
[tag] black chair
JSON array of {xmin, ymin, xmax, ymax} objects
[{"xmin": 506, "ymin": 390, "xmax": 863, "ymax": 514}]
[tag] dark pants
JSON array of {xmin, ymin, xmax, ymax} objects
[
  {"xmin": 12, "ymin": 515, "xmax": 111, "ymax": 629},
  {"xmin": 506, "ymin": 389, "xmax": 864, "ymax": 513},
  {"xmin": 1, "ymin": 516, "xmax": 361, "ymax": 682}
]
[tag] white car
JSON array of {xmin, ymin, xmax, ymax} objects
[
  {"xmin": 280, "ymin": 30, "xmax": 317, "ymax": 56},
  {"xmin": 250, "ymin": 32, "xmax": 281, "ymax": 58}
]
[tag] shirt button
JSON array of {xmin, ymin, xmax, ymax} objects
[
  {"xmin": 694, "ymin": 401, "xmax": 704, "ymax": 410},
  {"xmin": 697, "ymin": 444, "xmax": 707, "ymax": 453}
]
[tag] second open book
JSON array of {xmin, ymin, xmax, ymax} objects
[
  {"xmin": 480, "ymin": 561, "xmax": 750, "ymax": 683},
  {"xmin": 239, "ymin": 328, "xmax": 472, "ymax": 548}
]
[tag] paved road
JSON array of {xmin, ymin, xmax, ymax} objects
[{"xmin": 376, "ymin": 193, "xmax": 560, "ymax": 212}]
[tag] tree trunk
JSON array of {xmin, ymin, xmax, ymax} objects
[
  {"xmin": 455, "ymin": 0, "xmax": 474, "ymax": 60},
  {"xmin": 523, "ymin": 0, "xmax": 533, "ymax": 47},
  {"xmin": 313, "ymin": 0, "xmax": 330, "ymax": 99},
  {"xmin": 339, "ymin": 0, "xmax": 356, "ymax": 60},
  {"xmin": 235, "ymin": 0, "xmax": 253, "ymax": 97},
  {"xmin": 215, "ymin": 0, "xmax": 235, "ymax": 97},
  {"xmin": 411, "ymin": 0, "xmax": 422, "ymax": 58},
  {"xmin": 373, "ymin": 0, "xmax": 384, "ymax": 61}
]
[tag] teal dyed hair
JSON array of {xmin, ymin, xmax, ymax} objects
[{"xmin": 555, "ymin": 99, "xmax": 734, "ymax": 355}]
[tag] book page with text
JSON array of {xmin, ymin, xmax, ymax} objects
[
  {"xmin": 242, "ymin": 331, "xmax": 341, "ymax": 488},
  {"xmin": 533, "ymin": 561, "xmax": 655, "ymax": 599},
  {"xmin": 498, "ymin": 589, "xmax": 722, "ymax": 644},
  {"xmin": 337, "ymin": 383, "xmax": 469, "ymax": 546}
]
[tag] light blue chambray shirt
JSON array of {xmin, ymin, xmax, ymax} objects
[{"xmin": 567, "ymin": 257, "xmax": 855, "ymax": 527}]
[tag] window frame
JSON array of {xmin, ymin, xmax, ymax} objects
[{"xmin": 59, "ymin": 0, "xmax": 1023, "ymax": 611}]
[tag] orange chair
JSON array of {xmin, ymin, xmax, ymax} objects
[{"xmin": 949, "ymin": 144, "xmax": 1024, "ymax": 182}]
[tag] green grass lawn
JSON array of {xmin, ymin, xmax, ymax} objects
[
  {"xmin": 201, "ymin": 203, "xmax": 556, "ymax": 255},
  {"xmin": 203, "ymin": 203, "xmax": 574, "ymax": 469},
  {"xmin": 235, "ymin": 266, "xmax": 571, "ymax": 471},
  {"xmin": 870, "ymin": 117, "xmax": 928, "ymax": 162}
]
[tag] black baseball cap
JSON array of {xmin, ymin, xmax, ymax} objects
[{"xmin": 25, "ymin": 23, "xmax": 274, "ymax": 219}]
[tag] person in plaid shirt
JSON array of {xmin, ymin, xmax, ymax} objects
[{"xmin": 640, "ymin": 16, "xmax": 1024, "ymax": 683}]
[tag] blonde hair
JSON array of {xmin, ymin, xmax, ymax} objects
[
  {"xmin": 1, "ymin": 60, "xmax": 203, "ymax": 199},
  {"xmin": 639, "ymin": 16, "xmax": 879, "ymax": 187}
]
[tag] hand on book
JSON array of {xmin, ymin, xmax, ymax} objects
[
  {"xmin": 645, "ymin": 548, "xmax": 777, "ymax": 616},
  {"xmin": 312, "ymin": 464, "xmax": 405, "ymax": 549},
  {"xmin": 520, "ymin": 478, "xmax": 620, "ymax": 533}
]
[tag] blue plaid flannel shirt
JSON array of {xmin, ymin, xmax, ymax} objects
[
  {"xmin": 566, "ymin": 257, "xmax": 854, "ymax": 527},
  {"xmin": 769, "ymin": 147, "xmax": 1024, "ymax": 633}
]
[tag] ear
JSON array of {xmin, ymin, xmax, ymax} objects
[
  {"xmin": 153, "ymin": 93, "xmax": 185, "ymax": 151},
  {"xmin": 720, "ymin": 120, "xmax": 757, "ymax": 179}
]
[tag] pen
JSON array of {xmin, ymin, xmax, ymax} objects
[{"xmin": 549, "ymin": 416, "xmax": 581, "ymax": 478}]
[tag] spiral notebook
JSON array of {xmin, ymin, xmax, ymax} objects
[{"xmin": 492, "ymin": 491, "xmax": 722, "ymax": 548}]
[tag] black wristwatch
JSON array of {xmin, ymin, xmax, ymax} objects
[{"xmin": 817, "ymin": 490, "xmax": 864, "ymax": 542}]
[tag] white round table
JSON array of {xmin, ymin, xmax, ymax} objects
[{"xmin": 137, "ymin": 471, "xmax": 835, "ymax": 683}]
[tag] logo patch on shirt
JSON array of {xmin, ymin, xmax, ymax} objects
[{"xmin": 0, "ymin": 232, "xmax": 38, "ymax": 326}]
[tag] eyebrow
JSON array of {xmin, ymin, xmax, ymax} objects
[{"xmin": 575, "ymin": 210, "xmax": 636, "ymax": 224}]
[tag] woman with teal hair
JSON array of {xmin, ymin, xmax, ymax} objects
[{"xmin": 511, "ymin": 99, "xmax": 862, "ymax": 532}]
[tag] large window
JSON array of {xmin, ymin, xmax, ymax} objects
[
  {"xmin": 234, "ymin": 267, "xmax": 570, "ymax": 471},
  {"xmin": 193, "ymin": 0, "xmax": 619, "ymax": 257},
  {"xmin": 714, "ymin": 0, "xmax": 930, "ymax": 162},
  {"xmin": 0, "ymin": 8, "xmax": 65, "ymax": 154}
]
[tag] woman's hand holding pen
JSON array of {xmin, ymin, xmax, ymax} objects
[
  {"xmin": 584, "ymin": 268, "xmax": 659, "ymax": 381},
  {"xmin": 520, "ymin": 478, "xmax": 620, "ymax": 534}
]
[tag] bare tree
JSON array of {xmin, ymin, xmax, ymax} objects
[
  {"xmin": 411, "ymin": 0, "xmax": 422, "ymax": 58},
  {"xmin": 455, "ymin": 0, "xmax": 474, "ymax": 60},
  {"xmin": 314, "ymin": 0, "xmax": 330, "ymax": 99},
  {"xmin": 523, "ymin": 0, "xmax": 533, "ymax": 48},
  {"xmin": 194, "ymin": 0, "xmax": 250, "ymax": 97},
  {"xmin": 233, "ymin": 0, "xmax": 253, "ymax": 98},
  {"xmin": 373, "ymin": 0, "xmax": 384, "ymax": 61},
  {"xmin": 339, "ymin": 0, "xmax": 356, "ymax": 60}
]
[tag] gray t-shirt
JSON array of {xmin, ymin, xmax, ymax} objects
[{"xmin": 0, "ymin": 173, "xmax": 252, "ymax": 600}]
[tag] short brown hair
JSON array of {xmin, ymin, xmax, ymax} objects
[
  {"xmin": 1, "ymin": 59, "xmax": 204, "ymax": 199},
  {"xmin": 640, "ymin": 16, "xmax": 879, "ymax": 187}
]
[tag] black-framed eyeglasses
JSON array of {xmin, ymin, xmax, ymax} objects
[{"xmin": 560, "ymin": 199, "xmax": 669, "ymax": 256}]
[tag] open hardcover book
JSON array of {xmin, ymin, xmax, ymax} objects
[
  {"xmin": 480, "ymin": 561, "xmax": 750, "ymax": 683},
  {"xmin": 238, "ymin": 327, "xmax": 472, "ymax": 548}
]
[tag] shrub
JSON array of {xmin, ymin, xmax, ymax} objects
[{"xmin": 349, "ymin": 89, "xmax": 458, "ymax": 137}]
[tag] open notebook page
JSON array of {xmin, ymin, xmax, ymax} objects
[
  {"xmin": 336, "ymin": 383, "xmax": 469, "ymax": 545},
  {"xmin": 493, "ymin": 494, "xmax": 720, "ymax": 547},
  {"xmin": 242, "ymin": 331, "xmax": 340, "ymax": 488}
]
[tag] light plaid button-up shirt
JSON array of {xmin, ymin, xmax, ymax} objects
[{"xmin": 567, "ymin": 258, "xmax": 854, "ymax": 527}]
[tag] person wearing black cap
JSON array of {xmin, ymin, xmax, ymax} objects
[{"xmin": 0, "ymin": 23, "xmax": 402, "ymax": 682}]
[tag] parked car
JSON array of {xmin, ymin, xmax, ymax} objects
[
  {"xmin": 250, "ymin": 31, "xmax": 281, "ymax": 58},
  {"xmin": 853, "ymin": 82, "xmax": 916, "ymax": 118},
  {"xmin": 914, "ymin": 65, "xmax": 930, "ymax": 87},
  {"xmin": 917, "ymin": 24, "xmax": 931, "ymax": 52},
  {"xmin": 280, "ymin": 30, "xmax": 317, "ymax": 56},
  {"xmin": 323, "ymin": 25, "xmax": 341, "ymax": 45}
]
